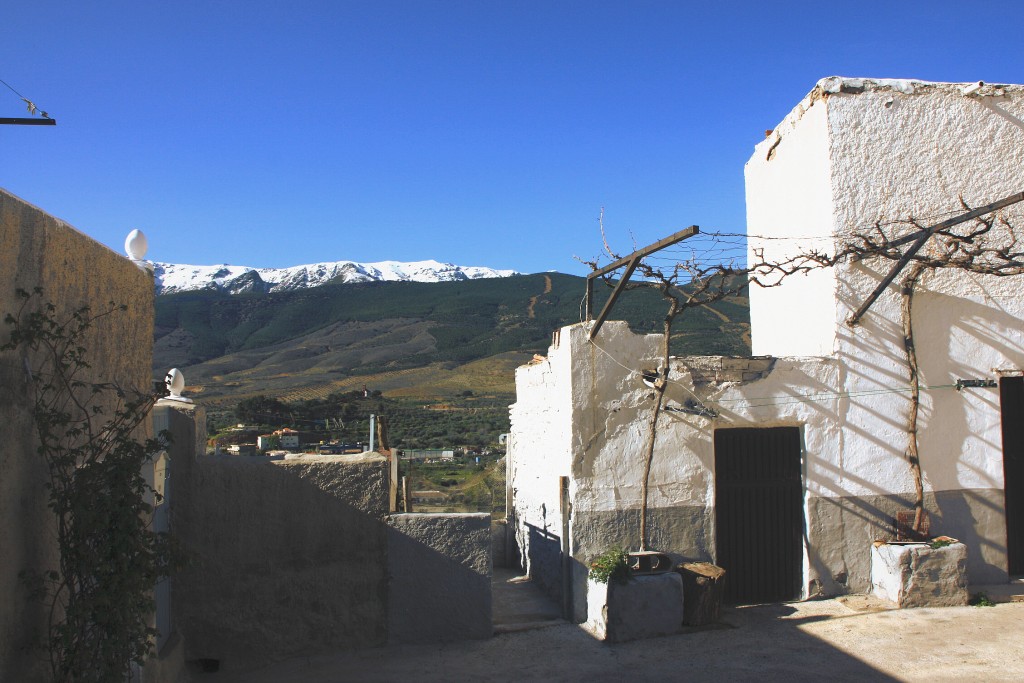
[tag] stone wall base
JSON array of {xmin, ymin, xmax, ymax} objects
[{"xmin": 871, "ymin": 542, "xmax": 969, "ymax": 607}]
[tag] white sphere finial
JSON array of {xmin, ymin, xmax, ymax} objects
[
  {"xmin": 125, "ymin": 229, "xmax": 148, "ymax": 261},
  {"xmin": 163, "ymin": 368, "xmax": 192, "ymax": 403}
]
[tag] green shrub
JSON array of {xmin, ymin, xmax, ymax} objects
[
  {"xmin": 589, "ymin": 548, "xmax": 631, "ymax": 585},
  {"xmin": 970, "ymin": 592, "xmax": 996, "ymax": 607}
]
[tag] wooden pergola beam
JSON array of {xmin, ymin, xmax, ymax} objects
[
  {"xmin": 847, "ymin": 191, "xmax": 1024, "ymax": 326},
  {"xmin": 585, "ymin": 226, "xmax": 699, "ymax": 339}
]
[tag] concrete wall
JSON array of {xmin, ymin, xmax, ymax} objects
[
  {"xmin": 168, "ymin": 438, "xmax": 391, "ymax": 672},
  {"xmin": 0, "ymin": 188, "xmax": 153, "ymax": 680},
  {"xmin": 162, "ymin": 403, "xmax": 493, "ymax": 672},
  {"xmin": 387, "ymin": 513, "xmax": 492, "ymax": 643}
]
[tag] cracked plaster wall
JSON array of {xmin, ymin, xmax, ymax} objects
[
  {"xmin": 507, "ymin": 330, "xmax": 576, "ymax": 601},
  {"xmin": 745, "ymin": 78, "xmax": 1023, "ymax": 586},
  {"xmin": 510, "ymin": 79, "xmax": 1022, "ymax": 614}
]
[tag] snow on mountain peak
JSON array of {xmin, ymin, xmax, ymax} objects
[{"xmin": 152, "ymin": 258, "xmax": 518, "ymax": 295}]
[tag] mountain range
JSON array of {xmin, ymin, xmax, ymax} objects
[
  {"xmin": 153, "ymin": 259, "xmax": 518, "ymax": 295},
  {"xmin": 153, "ymin": 269, "xmax": 751, "ymax": 414}
]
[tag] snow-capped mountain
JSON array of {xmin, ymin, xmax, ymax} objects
[{"xmin": 152, "ymin": 259, "xmax": 519, "ymax": 295}]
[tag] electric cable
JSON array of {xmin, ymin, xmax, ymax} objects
[{"xmin": 0, "ymin": 77, "xmax": 51, "ymax": 118}]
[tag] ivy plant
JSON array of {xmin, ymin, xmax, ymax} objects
[{"xmin": 3, "ymin": 288, "xmax": 178, "ymax": 682}]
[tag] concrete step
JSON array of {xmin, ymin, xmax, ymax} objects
[{"xmin": 492, "ymin": 567, "xmax": 565, "ymax": 633}]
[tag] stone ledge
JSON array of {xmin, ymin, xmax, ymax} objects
[{"xmin": 674, "ymin": 356, "xmax": 776, "ymax": 385}]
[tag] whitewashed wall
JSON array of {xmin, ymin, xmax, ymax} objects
[
  {"xmin": 507, "ymin": 330, "xmax": 576, "ymax": 600},
  {"xmin": 746, "ymin": 78, "xmax": 1023, "ymax": 588},
  {"xmin": 746, "ymin": 85, "xmax": 837, "ymax": 357},
  {"xmin": 510, "ymin": 78, "xmax": 1023, "ymax": 616}
]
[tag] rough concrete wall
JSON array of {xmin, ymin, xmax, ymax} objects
[
  {"xmin": 0, "ymin": 188, "xmax": 153, "ymax": 680},
  {"xmin": 808, "ymin": 488, "xmax": 1007, "ymax": 593},
  {"xmin": 387, "ymin": 513, "xmax": 492, "ymax": 643},
  {"xmin": 561, "ymin": 323, "xmax": 837, "ymax": 611},
  {"xmin": 685, "ymin": 341, "xmax": 1008, "ymax": 592},
  {"xmin": 745, "ymin": 79, "xmax": 1024, "ymax": 493},
  {"xmin": 821, "ymin": 80, "xmax": 1024, "ymax": 499},
  {"xmin": 171, "ymin": 446, "xmax": 390, "ymax": 673},
  {"xmin": 507, "ymin": 330, "xmax": 575, "ymax": 601}
]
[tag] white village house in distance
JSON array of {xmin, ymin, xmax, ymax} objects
[{"xmin": 508, "ymin": 78, "xmax": 1024, "ymax": 621}]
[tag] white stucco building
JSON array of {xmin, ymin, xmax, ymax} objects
[{"xmin": 508, "ymin": 78, "xmax": 1024, "ymax": 620}]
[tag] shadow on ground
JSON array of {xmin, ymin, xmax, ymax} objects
[{"xmin": 200, "ymin": 575, "xmax": 1024, "ymax": 683}]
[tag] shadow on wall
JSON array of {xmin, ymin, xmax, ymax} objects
[
  {"xmin": 387, "ymin": 513, "xmax": 492, "ymax": 644},
  {"xmin": 171, "ymin": 453, "xmax": 392, "ymax": 673},
  {"xmin": 162, "ymin": 403, "xmax": 493, "ymax": 676},
  {"xmin": 524, "ymin": 521, "xmax": 563, "ymax": 604},
  {"xmin": 826, "ymin": 278, "xmax": 1012, "ymax": 585}
]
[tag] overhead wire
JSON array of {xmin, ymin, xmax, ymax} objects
[
  {"xmin": 0, "ymin": 77, "xmax": 29, "ymax": 100},
  {"xmin": 0, "ymin": 77, "xmax": 51, "ymax": 118}
]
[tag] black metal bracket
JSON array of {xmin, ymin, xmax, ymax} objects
[
  {"xmin": 0, "ymin": 117, "xmax": 56, "ymax": 125},
  {"xmin": 664, "ymin": 398, "xmax": 718, "ymax": 418},
  {"xmin": 955, "ymin": 378, "xmax": 997, "ymax": 391}
]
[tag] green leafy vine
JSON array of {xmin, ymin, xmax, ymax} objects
[{"xmin": 3, "ymin": 288, "xmax": 178, "ymax": 682}]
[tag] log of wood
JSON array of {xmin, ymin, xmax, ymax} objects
[{"xmin": 676, "ymin": 562, "xmax": 726, "ymax": 626}]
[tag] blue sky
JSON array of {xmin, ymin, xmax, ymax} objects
[{"xmin": 3, "ymin": 1, "xmax": 1021, "ymax": 276}]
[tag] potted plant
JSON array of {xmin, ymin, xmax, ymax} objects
[{"xmin": 584, "ymin": 548, "xmax": 684, "ymax": 642}]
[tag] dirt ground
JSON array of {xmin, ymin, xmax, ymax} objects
[{"xmin": 203, "ymin": 575, "xmax": 1024, "ymax": 683}]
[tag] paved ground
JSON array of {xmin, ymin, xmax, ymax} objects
[{"xmin": 203, "ymin": 573, "xmax": 1024, "ymax": 683}]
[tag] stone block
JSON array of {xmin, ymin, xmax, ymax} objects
[
  {"xmin": 584, "ymin": 573, "xmax": 685, "ymax": 643},
  {"xmin": 870, "ymin": 542, "xmax": 969, "ymax": 607}
]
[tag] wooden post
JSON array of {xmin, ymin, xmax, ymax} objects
[
  {"xmin": 559, "ymin": 476, "xmax": 573, "ymax": 620},
  {"xmin": 676, "ymin": 562, "xmax": 726, "ymax": 626}
]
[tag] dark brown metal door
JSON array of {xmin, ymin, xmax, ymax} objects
[
  {"xmin": 715, "ymin": 427, "xmax": 803, "ymax": 604},
  {"xmin": 1000, "ymin": 377, "xmax": 1024, "ymax": 575}
]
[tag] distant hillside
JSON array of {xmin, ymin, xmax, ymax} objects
[{"xmin": 153, "ymin": 272, "xmax": 750, "ymax": 405}]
